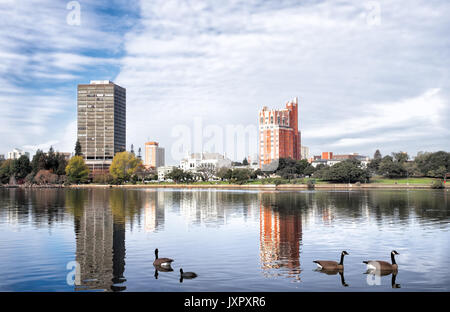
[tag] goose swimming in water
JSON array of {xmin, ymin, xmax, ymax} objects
[
  {"xmin": 314, "ymin": 251, "xmax": 349, "ymax": 271},
  {"xmin": 363, "ymin": 250, "xmax": 399, "ymax": 272},
  {"xmin": 153, "ymin": 248, "xmax": 174, "ymax": 267}
]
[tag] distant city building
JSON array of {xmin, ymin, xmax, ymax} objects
[
  {"xmin": 247, "ymin": 153, "xmax": 260, "ymax": 170},
  {"xmin": 321, "ymin": 152, "xmax": 333, "ymax": 160},
  {"xmin": 180, "ymin": 152, "xmax": 232, "ymax": 172},
  {"xmin": 301, "ymin": 146, "xmax": 309, "ymax": 160},
  {"xmin": 77, "ymin": 80, "xmax": 126, "ymax": 174},
  {"xmin": 310, "ymin": 153, "xmax": 370, "ymax": 168},
  {"xmin": 7, "ymin": 148, "xmax": 30, "ymax": 160},
  {"xmin": 259, "ymin": 97, "xmax": 301, "ymax": 169},
  {"xmin": 0, "ymin": 154, "xmax": 4, "ymax": 161},
  {"xmin": 157, "ymin": 166, "xmax": 176, "ymax": 181},
  {"xmin": 144, "ymin": 142, "xmax": 165, "ymax": 169}
]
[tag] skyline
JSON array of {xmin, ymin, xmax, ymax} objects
[{"xmin": 1, "ymin": 0, "xmax": 449, "ymax": 165}]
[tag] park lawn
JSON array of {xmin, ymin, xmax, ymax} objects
[{"xmin": 369, "ymin": 177, "xmax": 436, "ymax": 184}]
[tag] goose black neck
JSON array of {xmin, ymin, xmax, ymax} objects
[
  {"xmin": 391, "ymin": 253, "xmax": 396, "ymax": 265},
  {"xmin": 339, "ymin": 253, "xmax": 345, "ymax": 265},
  {"xmin": 155, "ymin": 250, "xmax": 158, "ymax": 259}
]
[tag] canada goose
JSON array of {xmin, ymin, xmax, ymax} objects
[
  {"xmin": 153, "ymin": 248, "xmax": 174, "ymax": 267},
  {"xmin": 180, "ymin": 268, "xmax": 198, "ymax": 279},
  {"xmin": 314, "ymin": 251, "xmax": 349, "ymax": 270},
  {"xmin": 363, "ymin": 250, "xmax": 399, "ymax": 272}
]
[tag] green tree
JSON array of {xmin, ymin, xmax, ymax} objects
[
  {"xmin": 12, "ymin": 155, "xmax": 32, "ymax": 180},
  {"xmin": 242, "ymin": 158, "xmax": 249, "ymax": 166},
  {"xmin": 0, "ymin": 159, "xmax": 14, "ymax": 184},
  {"xmin": 31, "ymin": 149, "xmax": 47, "ymax": 174},
  {"xmin": 46, "ymin": 146, "xmax": 57, "ymax": 171},
  {"xmin": 166, "ymin": 168, "xmax": 194, "ymax": 183},
  {"xmin": 392, "ymin": 152, "xmax": 409, "ymax": 163},
  {"xmin": 414, "ymin": 151, "xmax": 450, "ymax": 177},
  {"xmin": 56, "ymin": 153, "xmax": 68, "ymax": 176},
  {"xmin": 109, "ymin": 151, "xmax": 142, "ymax": 183},
  {"xmin": 374, "ymin": 149, "xmax": 382, "ymax": 160},
  {"xmin": 65, "ymin": 156, "xmax": 90, "ymax": 184},
  {"xmin": 231, "ymin": 168, "xmax": 253, "ymax": 184},
  {"xmin": 216, "ymin": 167, "xmax": 232, "ymax": 181},
  {"xmin": 75, "ymin": 140, "xmax": 82, "ymax": 156},
  {"xmin": 378, "ymin": 156, "xmax": 407, "ymax": 178},
  {"xmin": 321, "ymin": 159, "xmax": 369, "ymax": 183}
]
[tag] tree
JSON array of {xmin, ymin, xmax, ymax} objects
[
  {"xmin": 378, "ymin": 156, "xmax": 407, "ymax": 178},
  {"xmin": 12, "ymin": 155, "xmax": 32, "ymax": 180},
  {"xmin": 374, "ymin": 149, "xmax": 382, "ymax": 160},
  {"xmin": 321, "ymin": 159, "xmax": 369, "ymax": 183},
  {"xmin": 0, "ymin": 159, "xmax": 14, "ymax": 184},
  {"xmin": 414, "ymin": 151, "xmax": 450, "ymax": 177},
  {"xmin": 46, "ymin": 146, "xmax": 57, "ymax": 171},
  {"xmin": 368, "ymin": 150, "xmax": 383, "ymax": 174},
  {"xmin": 304, "ymin": 165, "xmax": 316, "ymax": 177},
  {"xmin": 231, "ymin": 168, "xmax": 253, "ymax": 184},
  {"xmin": 75, "ymin": 140, "xmax": 82, "ymax": 156},
  {"xmin": 197, "ymin": 164, "xmax": 216, "ymax": 181},
  {"xmin": 392, "ymin": 152, "xmax": 409, "ymax": 163},
  {"xmin": 166, "ymin": 168, "xmax": 194, "ymax": 183},
  {"xmin": 65, "ymin": 156, "xmax": 90, "ymax": 184},
  {"xmin": 242, "ymin": 158, "xmax": 249, "ymax": 166},
  {"xmin": 216, "ymin": 167, "xmax": 232, "ymax": 181},
  {"xmin": 56, "ymin": 153, "xmax": 68, "ymax": 176},
  {"xmin": 109, "ymin": 151, "xmax": 142, "ymax": 183},
  {"xmin": 31, "ymin": 149, "xmax": 47, "ymax": 174},
  {"xmin": 34, "ymin": 169, "xmax": 58, "ymax": 185}
]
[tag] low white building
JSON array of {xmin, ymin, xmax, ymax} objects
[
  {"xmin": 311, "ymin": 155, "xmax": 370, "ymax": 168},
  {"xmin": 180, "ymin": 152, "xmax": 232, "ymax": 172},
  {"xmin": 7, "ymin": 148, "xmax": 30, "ymax": 160},
  {"xmin": 157, "ymin": 166, "xmax": 176, "ymax": 181}
]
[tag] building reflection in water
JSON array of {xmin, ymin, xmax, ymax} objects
[
  {"xmin": 259, "ymin": 192, "xmax": 303, "ymax": 280},
  {"xmin": 70, "ymin": 189, "xmax": 127, "ymax": 292},
  {"xmin": 176, "ymin": 190, "xmax": 260, "ymax": 227},
  {"xmin": 144, "ymin": 190, "xmax": 166, "ymax": 233}
]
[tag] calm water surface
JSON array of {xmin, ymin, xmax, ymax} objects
[{"xmin": 0, "ymin": 188, "xmax": 449, "ymax": 291}]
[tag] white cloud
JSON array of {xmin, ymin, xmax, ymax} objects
[{"xmin": 116, "ymin": 0, "xmax": 450, "ymax": 163}]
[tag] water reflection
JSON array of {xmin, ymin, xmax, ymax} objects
[
  {"xmin": 70, "ymin": 190, "xmax": 126, "ymax": 291},
  {"xmin": 0, "ymin": 188, "xmax": 448, "ymax": 291},
  {"xmin": 259, "ymin": 192, "xmax": 303, "ymax": 280}
]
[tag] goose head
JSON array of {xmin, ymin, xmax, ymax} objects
[
  {"xmin": 342, "ymin": 251, "xmax": 349, "ymax": 256},
  {"xmin": 391, "ymin": 250, "xmax": 400, "ymax": 255}
]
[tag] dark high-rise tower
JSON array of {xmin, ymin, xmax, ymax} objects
[{"xmin": 77, "ymin": 80, "xmax": 126, "ymax": 174}]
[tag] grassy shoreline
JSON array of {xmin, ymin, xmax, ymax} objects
[{"xmin": 2, "ymin": 178, "xmax": 447, "ymax": 189}]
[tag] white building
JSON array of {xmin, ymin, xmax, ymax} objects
[
  {"xmin": 180, "ymin": 152, "xmax": 232, "ymax": 172},
  {"xmin": 301, "ymin": 146, "xmax": 310, "ymax": 160},
  {"xmin": 157, "ymin": 166, "xmax": 176, "ymax": 181},
  {"xmin": 7, "ymin": 148, "xmax": 30, "ymax": 160}
]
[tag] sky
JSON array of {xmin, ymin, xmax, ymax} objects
[{"xmin": 0, "ymin": 0, "xmax": 449, "ymax": 164}]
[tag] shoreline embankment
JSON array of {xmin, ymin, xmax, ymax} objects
[{"xmin": 2, "ymin": 183, "xmax": 447, "ymax": 190}]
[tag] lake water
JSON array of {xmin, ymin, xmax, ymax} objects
[{"xmin": 0, "ymin": 188, "xmax": 449, "ymax": 292}]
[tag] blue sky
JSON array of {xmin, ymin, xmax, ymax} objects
[{"xmin": 0, "ymin": 0, "xmax": 449, "ymax": 164}]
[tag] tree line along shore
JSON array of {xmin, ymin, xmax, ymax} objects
[{"xmin": 1, "ymin": 146, "xmax": 449, "ymax": 189}]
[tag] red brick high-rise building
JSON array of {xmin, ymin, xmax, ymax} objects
[{"xmin": 259, "ymin": 97, "xmax": 301, "ymax": 168}]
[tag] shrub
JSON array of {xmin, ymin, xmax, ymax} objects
[
  {"xmin": 431, "ymin": 180, "xmax": 444, "ymax": 189},
  {"xmin": 306, "ymin": 179, "xmax": 315, "ymax": 189}
]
